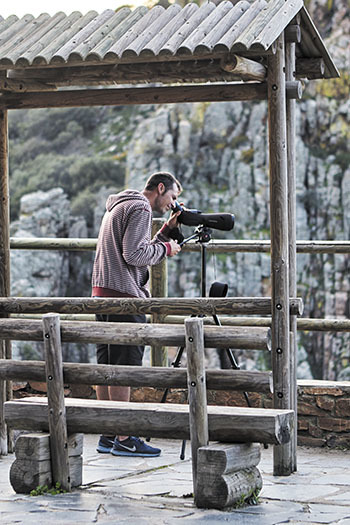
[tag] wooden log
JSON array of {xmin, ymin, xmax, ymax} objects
[
  {"xmin": 0, "ymin": 107, "xmax": 10, "ymax": 456},
  {"xmin": 10, "ymin": 433, "xmax": 83, "ymax": 493},
  {"xmin": 0, "ymin": 81, "xmax": 303, "ymax": 111},
  {"xmin": 178, "ymin": 1, "xmax": 233, "ymax": 56},
  {"xmin": 0, "ymin": 318, "xmax": 271, "ymax": 350},
  {"xmin": 0, "ymin": 77, "xmax": 57, "ymax": 92},
  {"xmin": 7, "ymin": 313, "xmax": 350, "ymax": 332},
  {"xmin": 196, "ymin": 465, "xmax": 262, "ymax": 509},
  {"xmin": 9, "ymin": 237, "xmax": 350, "ymax": 254},
  {"xmin": 150, "ymin": 218, "xmax": 167, "ymax": 367},
  {"xmin": 42, "ymin": 314, "xmax": 70, "ymax": 492},
  {"xmin": 10, "ymin": 456, "xmax": 82, "ymax": 494},
  {"xmin": 5, "ymin": 397, "xmax": 294, "ymax": 445},
  {"xmin": 220, "ymin": 55, "xmax": 266, "ymax": 81},
  {"xmin": 268, "ymin": 34, "xmax": 292, "ymax": 476},
  {"xmin": 296, "ymin": 58, "xmax": 325, "ymax": 79},
  {"xmin": 212, "ymin": 0, "xmax": 265, "ymax": 55},
  {"xmin": 250, "ymin": 0, "xmax": 303, "ymax": 51},
  {"xmin": 196, "ymin": 442, "xmax": 262, "ymax": 508},
  {"xmin": 0, "ymin": 296, "xmax": 304, "ymax": 316},
  {"xmin": 285, "ymin": 24, "xmax": 301, "ymax": 44},
  {"xmin": 14, "ymin": 432, "xmax": 83, "ymax": 460},
  {"xmin": 185, "ymin": 318, "xmax": 208, "ymax": 495},
  {"xmin": 286, "ymin": 38, "xmax": 298, "ymax": 473},
  {"xmin": 8, "ymin": 62, "xmax": 300, "ymax": 87},
  {"xmin": 197, "ymin": 442, "xmax": 261, "ymax": 475},
  {"xmin": 0, "ymin": 360, "xmax": 273, "ymax": 393},
  {"xmin": 163, "ymin": 316, "xmax": 350, "ymax": 332}
]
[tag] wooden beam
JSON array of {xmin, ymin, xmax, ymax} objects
[
  {"xmin": 42, "ymin": 314, "xmax": 71, "ymax": 492},
  {"xmin": 220, "ymin": 55, "xmax": 266, "ymax": 81},
  {"xmin": 0, "ymin": 318, "xmax": 272, "ymax": 350},
  {"xmin": 0, "ymin": 81, "xmax": 303, "ymax": 110},
  {"xmin": 185, "ymin": 318, "xmax": 208, "ymax": 496},
  {"xmin": 0, "ymin": 296, "xmax": 304, "ymax": 316},
  {"xmin": 296, "ymin": 58, "xmax": 325, "ymax": 79},
  {"xmin": 267, "ymin": 34, "xmax": 292, "ymax": 476},
  {"xmin": 5, "ymin": 397, "xmax": 294, "ymax": 445},
  {"xmin": 285, "ymin": 25, "xmax": 301, "ymax": 44},
  {"xmin": 9, "ymin": 59, "xmax": 265, "ymax": 86},
  {"xmin": 9, "ymin": 237, "xmax": 350, "ymax": 254},
  {"xmin": 0, "ymin": 108, "xmax": 10, "ymax": 456},
  {"xmin": 0, "ymin": 359, "xmax": 273, "ymax": 393},
  {"xmin": 0, "ymin": 77, "xmax": 57, "ymax": 93},
  {"xmin": 286, "ymin": 36, "xmax": 298, "ymax": 473},
  {"xmin": 150, "ymin": 218, "xmax": 167, "ymax": 367}
]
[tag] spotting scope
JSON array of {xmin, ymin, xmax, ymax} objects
[{"xmin": 173, "ymin": 201, "xmax": 235, "ymax": 231}]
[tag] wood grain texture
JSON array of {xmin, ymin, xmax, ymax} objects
[
  {"xmin": 0, "ymin": 82, "xmax": 303, "ymax": 110},
  {"xmin": 5, "ymin": 397, "xmax": 294, "ymax": 445},
  {"xmin": 198, "ymin": 442, "xmax": 261, "ymax": 474},
  {"xmin": 185, "ymin": 318, "xmax": 208, "ymax": 494},
  {"xmin": 268, "ymin": 34, "xmax": 292, "ymax": 476},
  {"xmin": 0, "ymin": 359, "xmax": 272, "ymax": 393},
  {"xmin": 9, "ymin": 236, "xmax": 350, "ymax": 254},
  {"xmin": 43, "ymin": 314, "xmax": 70, "ymax": 491},
  {"xmin": 0, "ymin": 318, "xmax": 271, "ymax": 350},
  {"xmin": 0, "ymin": 296, "xmax": 303, "ymax": 316}
]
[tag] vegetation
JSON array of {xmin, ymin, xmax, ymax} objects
[
  {"xmin": 30, "ymin": 482, "xmax": 66, "ymax": 496},
  {"xmin": 8, "ymin": 105, "xmax": 149, "ymax": 228}
]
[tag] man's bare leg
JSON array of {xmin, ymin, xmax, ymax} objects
[{"xmin": 96, "ymin": 385, "xmax": 130, "ymax": 440}]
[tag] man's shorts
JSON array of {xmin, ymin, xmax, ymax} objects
[{"xmin": 95, "ymin": 313, "xmax": 146, "ymax": 366}]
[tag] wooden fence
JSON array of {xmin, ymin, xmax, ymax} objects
[{"xmin": 3, "ymin": 313, "xmax": 293, "ymax": 508}]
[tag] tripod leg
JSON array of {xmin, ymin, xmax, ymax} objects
[{"xmin": 180, "ymin": 440, "xmax": 186, "ymax": 460}]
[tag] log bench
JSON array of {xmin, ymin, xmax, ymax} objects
[
  {"xmin": 2, "ymin": 314, "xmax": 295, "ymax": 508},
  {"xmin": 4, "ymin": 397, "xmax": 293, "ymax": 445}
]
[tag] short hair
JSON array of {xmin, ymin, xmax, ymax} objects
[{"xmin": 144, "ymin": 171, "xmax": 182, "ymax": 193}]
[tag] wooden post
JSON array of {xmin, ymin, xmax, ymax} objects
[
  {"xmin": 286, "ymin": 35, "xmax": 298, "ymax": 473},
  {"xmin": 150, "ymin": 218, "xmax": 168, "ymax": 366},
  {"xmin": 0, "ymin": 108, "xmax": 11, "ymax": 456},
  {"xmin": 185, "ymin": 317, "xmax": 209, "ymax": 499},
  {"xmin": 42, "ymin": 313, "xmax": 71, "ymax": 492},
  {"xmin": 267, "ymin": 34, "xmax": 292, "ymax": 476}
]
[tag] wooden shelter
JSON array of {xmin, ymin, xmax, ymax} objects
[{"xmin": 0, "ymin": 0, "xmax": 339, "ymax": 476}]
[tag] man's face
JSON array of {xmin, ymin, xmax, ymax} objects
[{"xmin": 154, "ymin": 183, "xmax": 180, "ymax": 215}]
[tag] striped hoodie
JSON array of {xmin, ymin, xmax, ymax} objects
[{"xmin": 92, "ymin": 190, "xmax": 172, "ymax": 298}]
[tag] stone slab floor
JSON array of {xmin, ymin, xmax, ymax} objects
[{"xmin": 0, "ymin": 435, "xmax": 350, "ymax": 524}]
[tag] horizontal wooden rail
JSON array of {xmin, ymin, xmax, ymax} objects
[
  {"xmin": 0, "ymin": 297, "xmax": 303, "ymax": 316},
  {"xmin": 9, "ymin": 313, "xmax": 350, "ymax": 332},
  {"xmin": 5, "ymin": 397, "xmax": 293, "ymax": 444},
  {"xmin": 0, "ymin": 359, "xmax": 273, "ymax": 393},
  {"xmin": 9, "ymin": 237, "xmax": 350, "ymax": 254},
  {"xmin": 0, "ymin": 319, "xmax": 271, "ymax": 350},
  {"xmin": 0, "ymin": 82, "xmax": 302, "ymax": 110},
  {"xmin": 164, "ymin": 316, "xmax": 350, "ymax": 332}
]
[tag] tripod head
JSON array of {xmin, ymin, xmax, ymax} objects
[{"xmin": 180, "ymin": 225, "xmax": 212, "ymax": 246}]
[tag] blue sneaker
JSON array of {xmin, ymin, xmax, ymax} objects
[
  {"xmin": 96, "ymin": 435, "xmax": 115, "ymax": 453},
  {"xmin": 111, "ymin": 436, "xmax": 161, "ymax": 457}
]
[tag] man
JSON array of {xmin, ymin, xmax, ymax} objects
[{"xmin": 92, "ymin": 171, "xmax": 182, "ymax": 457}]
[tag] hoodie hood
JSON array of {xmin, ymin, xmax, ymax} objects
[{"xmin": 106, "ymin": 190, "xmax": 148, "ymax": 212}]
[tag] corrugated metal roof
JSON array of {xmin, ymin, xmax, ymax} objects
[{"xmin": 0, "ymin": 0, "xmax": 338, "ymax": 79}]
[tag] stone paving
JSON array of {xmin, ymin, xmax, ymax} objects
[{"xmin": 1, "ymin": 435, "xmax": 350, "ymax": 524}]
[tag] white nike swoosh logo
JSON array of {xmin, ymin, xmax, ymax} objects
[{"xmin": 118, "ymin": 443, "xmax": 137, "ymax": 452}]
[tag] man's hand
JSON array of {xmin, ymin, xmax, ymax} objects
[
  {"xmin": 166, "ymin": 209, "xmax": 182, "ymax": 230},
  {"xmin": 168, "ymin": 239, "xmax": 181, "ymax": 257}
]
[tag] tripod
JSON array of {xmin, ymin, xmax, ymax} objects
[{"xmin": 160, "ymin": 225, "xmax": 251, "ymax": 459}]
